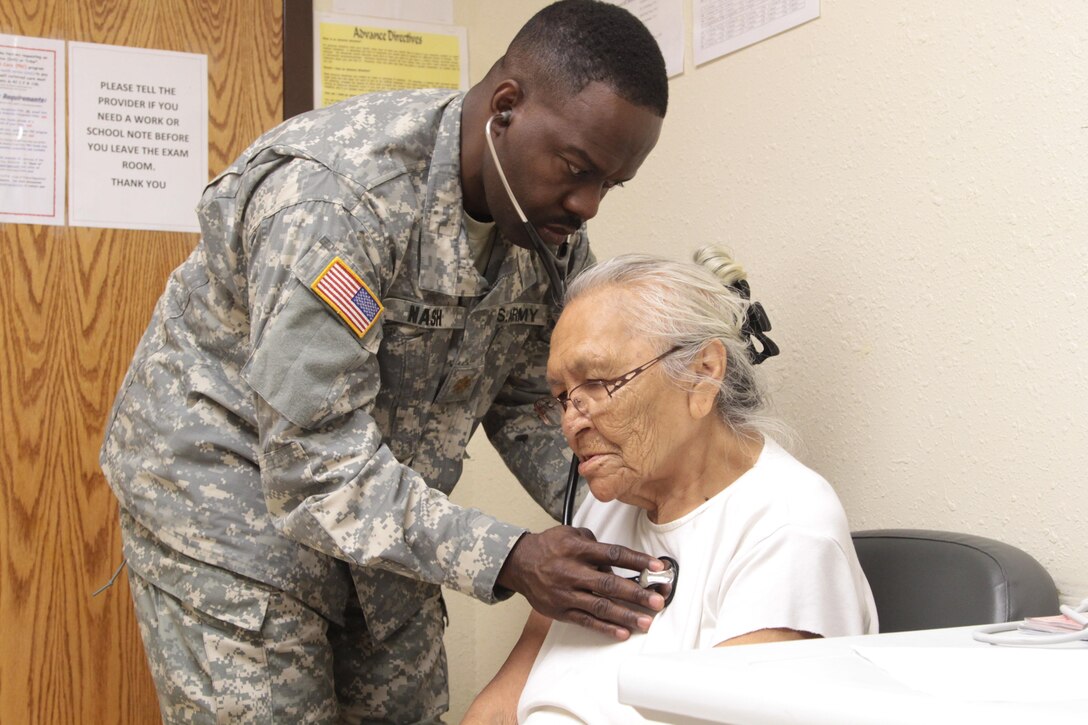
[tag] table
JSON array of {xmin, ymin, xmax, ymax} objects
[{"xmin": 617, "ymin": 625, "xmax": 1087, "ymax": 724}]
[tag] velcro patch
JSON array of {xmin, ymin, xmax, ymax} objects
[
  {"xmin": 311, "ymin": 257, "xmax": 384, "ymax": 337},
  {"xmin": 495, "ymin": 303, "xmax": 549, "ymax": 325},
  {"xmin": 382, "ymin": 298, "xmax": 466, "ymax": 329}
]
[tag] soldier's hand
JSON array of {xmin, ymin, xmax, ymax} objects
[{"xmin": 496, "ymin": 526, "xmax": 665, "ymax": 640}]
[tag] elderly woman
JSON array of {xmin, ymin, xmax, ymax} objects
[{"xmin": 464, "ymin": 247, "xmax": 877, "ymax": 724}]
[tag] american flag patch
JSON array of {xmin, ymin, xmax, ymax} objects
[{"xmin": 311, "ymin": 257, "xmax": 384, "ymax": 337}]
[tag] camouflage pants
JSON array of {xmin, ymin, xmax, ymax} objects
[{"xmin": 128, "ymin": 568, "xmax": 448, "ymax": 724}]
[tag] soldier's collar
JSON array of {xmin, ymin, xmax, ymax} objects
[
  {"xmin": 417, "ymin": 94, "xmax": 490, "ymax": 297},
  {"xmin": 415, "ymin": 94, "xmax": 584, "ymax": 302}
]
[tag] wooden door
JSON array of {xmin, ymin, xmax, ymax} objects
[{"xmin": 0, "ymin": 1, "xmax": 282, "ymax": 721}]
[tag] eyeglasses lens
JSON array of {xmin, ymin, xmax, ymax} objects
[{"xmin": 536, "ymin": 381, "xmax": 612, "ymax": 426}]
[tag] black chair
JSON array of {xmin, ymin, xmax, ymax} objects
[{"xmin": 851, "ymin": 529, "xmax": 1059, "ymax": 633}]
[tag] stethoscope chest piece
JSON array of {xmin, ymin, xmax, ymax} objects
[
  {"xmin": 563, "ymin": 455, "xmax": 681, "ymax": 609},
  {"xmin": 639, "ymin": 555, "xmax": 679, "ymax": 607}
]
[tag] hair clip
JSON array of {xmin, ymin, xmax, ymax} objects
[{"xmin": 732, "ymin": 280, "xmax": 780, "ymax": 365}]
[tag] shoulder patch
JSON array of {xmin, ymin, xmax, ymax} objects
[{"xmin": 311, "ymin": 257, "xmax": 384, "ymax": 337}]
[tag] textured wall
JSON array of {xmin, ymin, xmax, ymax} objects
[{"xmin": 446, "ymin": 0, "xmax": 1088, "ymax": 720}]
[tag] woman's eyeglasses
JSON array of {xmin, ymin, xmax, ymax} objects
[{"xmin": 534, "ymin": 346, "xmax": 681, "ymax": 426}]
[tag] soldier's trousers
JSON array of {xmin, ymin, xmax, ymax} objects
[{"xmin": 128, "ymin": 568, "xmax": 448, "ymax": 724}]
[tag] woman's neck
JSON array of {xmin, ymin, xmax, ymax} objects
[{"xmin": 644, "ymin": 426, "xmax": 763, "ymax": 524}]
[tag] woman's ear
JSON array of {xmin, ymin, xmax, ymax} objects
[{"xmin": 689, "ymin": 340, "xmax": 726, "ymax": 419}]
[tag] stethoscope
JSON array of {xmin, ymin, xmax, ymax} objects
[
  {"xmin": 560, "ymin": 454, "xmax": 680, "ymax": 605},
  {"xmin": 485, "ymin": 111, "xmax": 680, "ymax": 606},
  {"xmin": 972, "ymin": 598, "xmax": 1088, "ymax": 647},
  {"xmin": 484, "ymin": 111, "xmax": 568, "ymax": 308}
]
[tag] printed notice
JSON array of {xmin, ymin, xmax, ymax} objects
[
  {"xmin": 330, "ymin": 0, "xmax": 453, "ymax": 25},
  {"xmin": 694, "ymin": 0, "xmax": 819, "ymax": 66},
  {"xmin": 314, "ymin": 14, "xmax": 468, "ymax": 108},
  {"xmin": 68, "ymin": 42, "xmax": 207, "ymax": 232},
  {"xmin": 0, "ymin": 34, "xmax": 65, "ymax": 226}
]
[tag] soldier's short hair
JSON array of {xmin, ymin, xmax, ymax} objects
[{"xmin": 505, "ymin": 0, "xmax": 668, "ymax": 117}]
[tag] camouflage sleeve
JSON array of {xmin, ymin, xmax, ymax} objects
[
  {"xmin": 481, "ymin": 239, "xmax": 597, "ymax": 521},
  {"xmin": 481, "ymin": 327, "xmax": 578, "ymax": 522},
  {"xmin": 239, "ymin": 183, "xmax": 524, "ymax": 603}
]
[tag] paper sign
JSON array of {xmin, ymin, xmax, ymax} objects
[
  {"xmin": 0, "ymin": 34, "xmax": 65, "ymax": 226},
  {"xmin": 694, "ymin": 0, "xmax": 819, "ymax": 65},
  {"xmin": 313, "ymin": 14, "xmax": 468, "ymax": 108},
  {"xmin": 330, "ymin": 0, "xmax": 453, "ymax": 25},
  {"xmin": 68, "ymin": 42, "xmax": 207, "ymax": 232}
]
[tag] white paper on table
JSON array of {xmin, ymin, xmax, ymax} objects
[{"xmin": 853, "ymin": 646, "xmax": 1088, "ymax": 703}]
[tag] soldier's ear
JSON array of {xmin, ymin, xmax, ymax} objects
[{"xmin": 490, "ymin": 79, "xmax": 522, "ymax": 123}]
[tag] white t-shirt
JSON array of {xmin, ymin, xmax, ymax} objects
[{"xmin": 518, "ymin": 438, "xmax": 878, "ymax": 724}]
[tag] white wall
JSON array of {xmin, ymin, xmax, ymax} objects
[{"xmin": 447, "ymin": 1, "xmax": 1088, "ymax": 720}]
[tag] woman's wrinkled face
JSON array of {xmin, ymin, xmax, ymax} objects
[{"xmin": 546, "ymin": 287, "xmax": 696, "ymax": 508}]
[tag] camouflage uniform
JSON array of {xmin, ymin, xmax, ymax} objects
[{"xmin": 101, "ymin": 90, "xmax": 589, "ymax": 723}]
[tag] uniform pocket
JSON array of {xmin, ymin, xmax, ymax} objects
[
  {"xmin": 371, "ymin": 321, "xmax": 452, "ymax": 462},
  {"xmin": 202, "ymin": 628, "xmax": 273, "ymax": 724}
]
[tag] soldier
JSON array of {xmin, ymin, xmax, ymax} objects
[{"xmin": 100, "ymin": 1, "xmax": 668, "ymax": 721}]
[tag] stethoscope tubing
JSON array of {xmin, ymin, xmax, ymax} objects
[
  {"xmin": 561, "ymin": 453, "xmax": 678, "ymax": 606},
  {"xmin": 489, "ymin": 112, "xmax": 677, "ymax": 606},
  {"xmin": 484, "ymin": 113, "xmax": 567, "ymax": 307},
  {"xmin": 562, "ymin": 454, "xmax": 580, "ymax": 527}
]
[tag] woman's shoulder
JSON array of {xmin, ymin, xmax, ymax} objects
[
  {"xmin": 747, "ymin": 438, "xmax": 834, "ymax": 495},
  {"xmin": 729, "ymin": 438, "xmax": 851, "ymax": 535}
]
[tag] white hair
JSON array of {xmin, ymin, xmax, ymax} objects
[{"xmin": 565, "ymin": 246, "xmax": 782, "ymax": 440}]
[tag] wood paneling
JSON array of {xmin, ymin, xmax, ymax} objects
[{"xmin": 1, "ymin": 2, "xmax": 282, "ymax": 722}]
